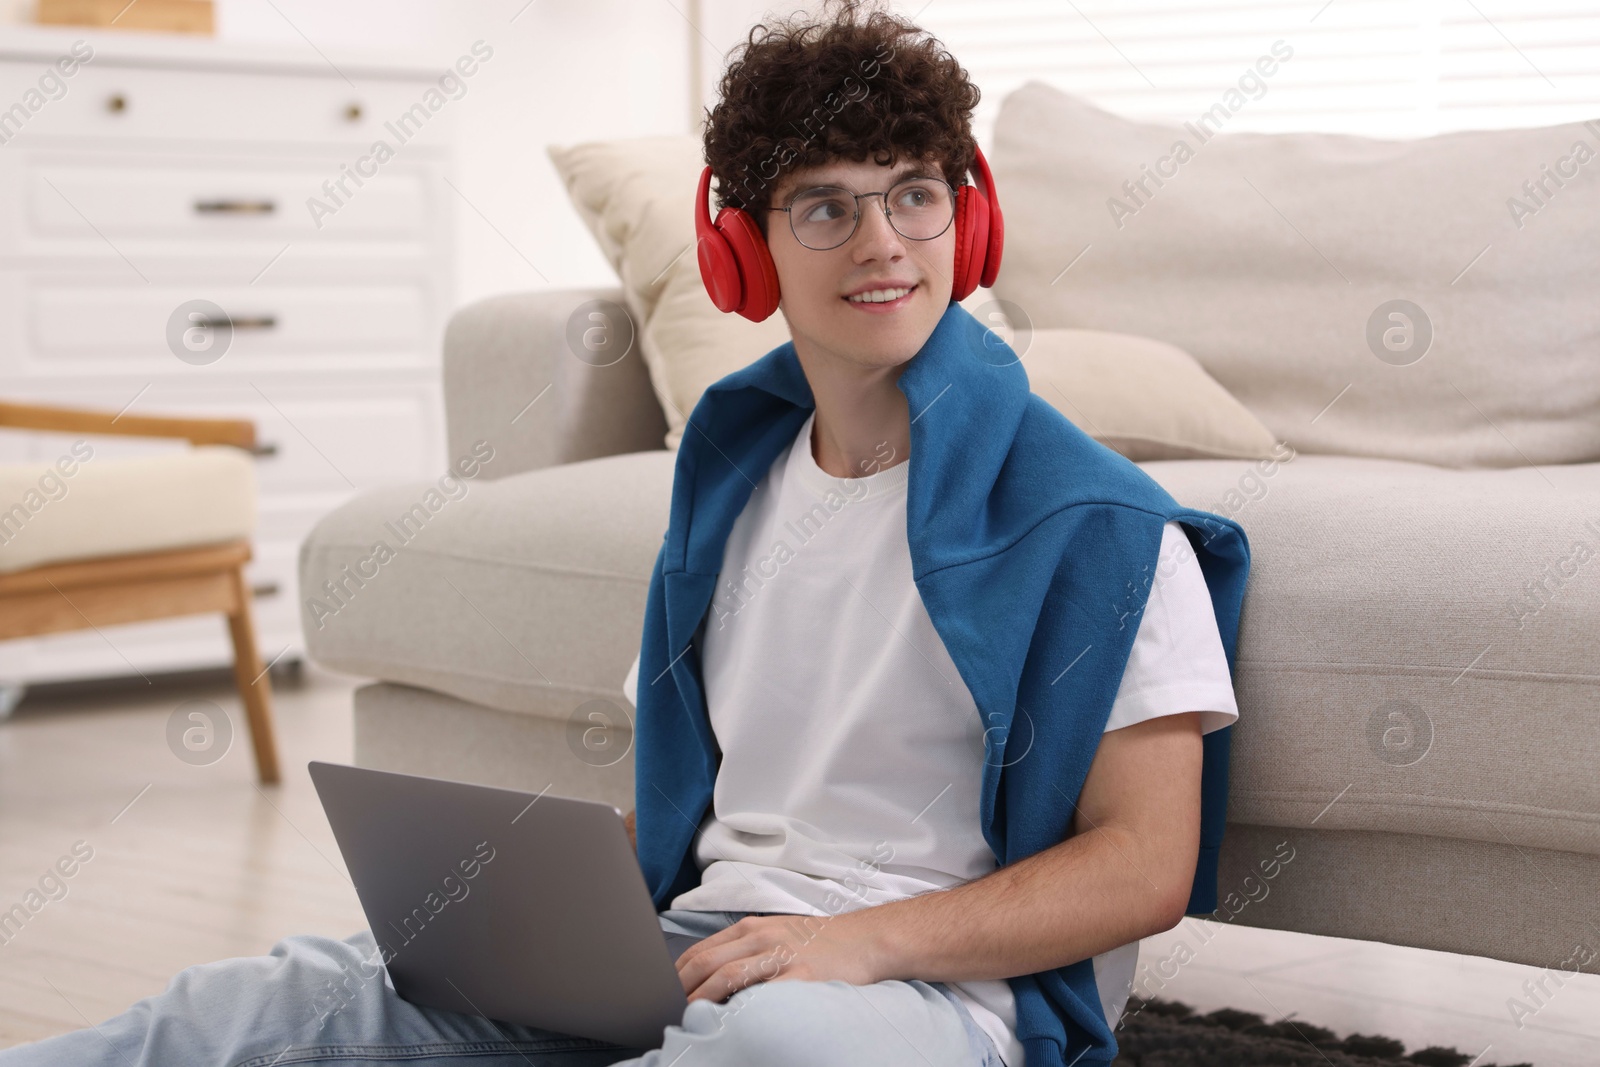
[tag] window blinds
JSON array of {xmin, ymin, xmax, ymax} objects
[{"xmin": 899, "ymin": 0, "xmax": 1600, "ymax": 140}]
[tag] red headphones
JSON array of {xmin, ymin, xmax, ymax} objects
[{"xmin": 695, "ymin": 145, "xmax": 1005, "ymax": 322}]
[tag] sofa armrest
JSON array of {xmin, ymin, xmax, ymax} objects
[{"xmin": 442, "ymin": 287, "xmax": 669, "ymax": 479}]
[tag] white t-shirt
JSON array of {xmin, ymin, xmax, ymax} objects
[{"xmin": 623, "ymin": 410, "xmax": 1238, "ymax": 1065}]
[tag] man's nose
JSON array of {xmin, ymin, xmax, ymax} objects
[{"xmin": 851, "ymin": 195, "xmax": 906, "ymax": 255}]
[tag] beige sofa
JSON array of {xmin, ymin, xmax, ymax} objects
[{"xmin": 299, "ymin": 84, "xmax": 1600, "ymax": 972}]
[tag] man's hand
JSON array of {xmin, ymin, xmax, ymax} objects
[
  {"xmin": 672, "ymin": 910, "xmax": 887, "ymax": 1004},
  {"xmin": 623, "ymin": 808, "xmax": 636, "ymax": 854}
]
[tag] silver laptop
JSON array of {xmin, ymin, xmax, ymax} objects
[{"xmin": 307, "ymin": 761, "xmax": 698, "ymax": 1049}]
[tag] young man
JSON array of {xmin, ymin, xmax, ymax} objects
[
  {"xmin": 0, "ymin": 4, "xmax": 1247, "ymax": 1067},
  {"xmin": 622, "ymin": 2, "xmax": 1248, "ymax": 1067}
]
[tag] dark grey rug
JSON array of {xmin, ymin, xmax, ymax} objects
[{"xmin": 1109, "ymin": 996, "xmax": 1532, "ymax": 1066}]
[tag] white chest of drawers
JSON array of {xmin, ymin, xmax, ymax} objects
[{"xmin": 0, "ymin": 26, "xmax": 458, "ymax": 687}]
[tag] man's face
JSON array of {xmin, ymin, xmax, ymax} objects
[{"xmin": 765, "ymin": 155, "xmax": 957, "ymax": 374}]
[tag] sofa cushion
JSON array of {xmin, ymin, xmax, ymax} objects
[
  {"xmin": 1144, "ymin": 454, "xmax": 1600, "ymax": 858},
  {"xmin": 303, "ymin": 443, "xmax": 1600, "ymax": 861},
  {"xmin": 0, "ymin": 445, "xmax": 255, "ymax": 573},
  {"xmin": 299, "ymin": 450, "xmax": 674, "ymax": 721},
  {"xmin": 990, "ymin": 82, "xmax": 1600, "ymax": 469},
  {"xmin": 1024, "ymin": 327, "xmax": 1281, "ymax": 460}
]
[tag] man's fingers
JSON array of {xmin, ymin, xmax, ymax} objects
[
  {"xmin": 680, "ymin": 917, "xmax": 744, "ymax": 957},
  {"xmin": 675, "ymin": 921, "xmax": 743, "ymax": 979},
  {"xmin": 677, "ymin": 932, "xmax": 742, "ymax": 992},
  {"xmin": 675, "ymin": 916, "xmax": 798, "ymax": 1001},
  {"xmin": 689, "ymin": 959, "xmax": 765, "ymax": 1004}
]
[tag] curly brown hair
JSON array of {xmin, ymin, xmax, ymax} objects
[{"xmin": 702, "ymin": 0, "xmax": 981, "ymax": 239}]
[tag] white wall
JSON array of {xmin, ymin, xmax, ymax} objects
[{"xmin": 692, "ymin": 0, "xmax": 826, "ymax": 130}]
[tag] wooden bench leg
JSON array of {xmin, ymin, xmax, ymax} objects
[{"xmin": 225, "ymin": 565, "xmax": 281, "ymax": 784}]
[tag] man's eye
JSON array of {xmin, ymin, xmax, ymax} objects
[{"xmin": 800, "ymin": 198, "xmax": 848, "ymax": 223}]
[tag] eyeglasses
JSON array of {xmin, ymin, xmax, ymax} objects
[{"xmin": 768, "ymin": 176, "xmax": 956, "ymax": 251}]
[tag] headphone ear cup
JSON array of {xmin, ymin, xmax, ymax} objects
[
  {"xmin": 697, "ymin": 223, "xmax": 743, "ymax": 314},
  {"xmin": 713, "ymin": 207, "xmax": 781, "ymax": 322},
  {"xmin": 951, "ymin": 183, "xmax": 989, "ymax": 302},
  {"xmin": 979, "ymin": 191, "xmax": 1004, "ymax": 289}
]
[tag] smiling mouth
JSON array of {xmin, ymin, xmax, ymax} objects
[{"xmin": 843, "ymin": 283, "xmax": 918, "ymax": 308}]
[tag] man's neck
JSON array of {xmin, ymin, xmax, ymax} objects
[{"xmin": 793, "ymin": 341, "xmax": 912, "ymax": 480}]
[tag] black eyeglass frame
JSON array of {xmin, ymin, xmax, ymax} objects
[{"xmin": 765, "ymin": 176, "xmax": 960, "ymax": 251}]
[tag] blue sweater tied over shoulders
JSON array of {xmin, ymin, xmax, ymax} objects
[{"xmin": 633, "ymin": 299, "xmax": 1251, "ymax": 1066}]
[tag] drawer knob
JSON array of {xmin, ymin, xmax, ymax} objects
[
  {"xmin": 344, "ymin": 102, "xmax": 363, "ymax": 122},
  {"xmin": 106, "ymin": 93, "xmax": 127, "ymax": 114},
  {"xmin": 194, "ymin": 200, "xmax": 277, "ymax": 215}
]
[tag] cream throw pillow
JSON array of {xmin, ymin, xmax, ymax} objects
[
  {"xmin": 548, "ymin": 136, "xmax": 791, "ymax": 450},
  {"xmin": 1021, "ymin": 327, "xmax": 1281, "ymax": 461},
  {"xmin": 989, "ymin": 81, "xmax": 1600, "ymax": 468}
]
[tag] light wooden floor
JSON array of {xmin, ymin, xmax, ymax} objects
[
  {"xmin": 0, "ymin": 662, "xmax": 368, "ymax": 1050},
  {"xmin": 2, "ymin": 666, "xmax": 1597, "ymax": 1064}
]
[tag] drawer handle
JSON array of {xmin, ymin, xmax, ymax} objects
[
  {"xmin": 194, "ymin": 315, "xmax": 276, "ymax": 331},
  {"xmin": 344, "ymin": 102, "xmax": 363, "ymax": 122},
  {"xmin": 106, "ymin": 93, "xmax": 127, "ymax": 113},
  {"xmin": 250, "ymin": 581, "xmax": 281, "ymax": 599},
  {"xmin": 194, "ymin": 200, "xmax": 277, "ymax": 215},
  {"xmin": 250, "ymin": 441, "xmax": 279, "ymax": 457}
]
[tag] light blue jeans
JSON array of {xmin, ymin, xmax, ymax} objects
[{"xmin": 0, "ymin": 909, "xmax": 1004, "ymax": 1067}]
